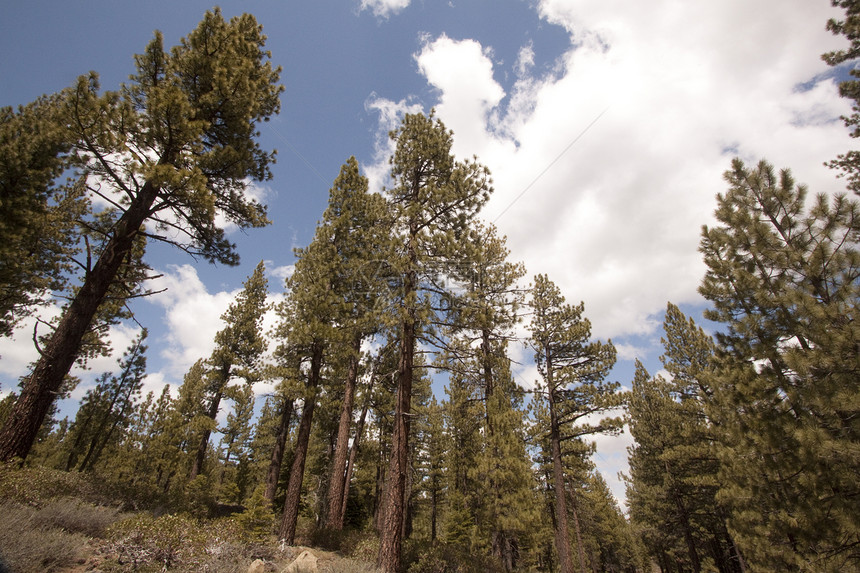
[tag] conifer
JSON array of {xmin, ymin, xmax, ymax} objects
[{"xmin": 699, "ymin": 158, "xmax": 860, "ymax": 570}]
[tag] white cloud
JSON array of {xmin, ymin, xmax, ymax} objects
[
  {"xmin": 359, "ymin": 0, "xmax": 411, "ymax": 19},
  {"xmin": 515, "ymin": 42, "xmax": 536, "ymax": 78},
  {"xmin": 149, "ymin": 264, "xmax": 237, "ymax": 378},
  {"xmin": 268, "ymin": 263, "xmax": 296, "ymax": 284},
  {"xmin": 414, "ymin": 35, "xmax": 507, "ymax": 156},
  {"xmin": 148, "ymin": 264, "xmax": 284, "ymax": 397},
  {"xmin": 382, "ymin": 0, "xmax": 853, "ymax": 344},
  {"xmin": 363, "ymin": 94, "xmax": 425, "ymax": 193}
]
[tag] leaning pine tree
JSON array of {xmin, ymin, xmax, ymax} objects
[{"xmin": 0, "ymin": 8, "xmax": 282, "ymax": 462}]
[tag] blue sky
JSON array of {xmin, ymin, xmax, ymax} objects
[{"xmin": 0, "ymin": 0, "xmax": 854, "ymax": 506}]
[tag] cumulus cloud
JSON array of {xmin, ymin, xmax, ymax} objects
[
  {"xmin": 359, "ymin": 0, "xmax": 411, "ymax": 19},
  {"xmin": 147, "ymin": 264, "xmax": 283, "ymax": 396},
  {"xmin": 360, "ymin": 1, "xmax": 855, "ymax": 506},
  {"xmin": 148, "ymin": 264, "xmax": 238, "ymax": 378},
  {"xmin": 367, "ymin": 0, "xmax": 853, "ymax": 346}
]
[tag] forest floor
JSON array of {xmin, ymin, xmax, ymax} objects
[{"xmin": 0, "ymin": 464, "xmax": 379, "ymax": 573}]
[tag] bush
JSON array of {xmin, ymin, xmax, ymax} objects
[
  {"xmin": 0, "ymin": 462, "xmax": 95, "ymax": 505},
  {"xmin": 405, "ymin": 541, "xmax": 505, "ymax": 573},
  {"xmin": 233, "ymin": 485, "xmax": 275, "ymax": 542},
  {"xmin": 108, "ymin": 513, "xmax": 209, "ymax": 570},
  {"xmin": 33, "ymin": 497, "xmax": 122, "ymax": 537},
  {"xmin": 0, "ymin": 500, "xmax": 91, "ymax": 573},
  {"xmin": 340, "ymin": 529, "xmax": 381, "ymax": 562}
]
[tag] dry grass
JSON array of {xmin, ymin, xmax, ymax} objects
[
  {"xmin": 0, "ymin": 463, "xmax": 380, "ymax": 572},
  {"xmin": 0, "ymin": 500, "xmax": 94, "ymax": 573}
]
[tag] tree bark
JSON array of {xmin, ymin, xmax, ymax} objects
[
  {"xmin": 0, "ymin": 181, "xmax": 158, "ymax": 463},
  {"xmin": 547, "ymin": 352, "xmax": 576, "ymax": 573},
  {"xmin": 340, "ymin": 369, "xmax": 374, "ymax": 521},
  {"xmin": 377, "ymin": 311, "xmax": 415, "ymax": 573},
  {"xmin": 325, "ymin": 334, "xmax": 361, "ymax": 530},
  {"xmin": 265, "ymin": 393, "xmax": 294, "ymax": 504},
  {"xmin": 278, "ymin": 344, "xmax": 322, "ymax": 544},
  {"xmin": 189, "ymin": 368, "xmax": 228, "ymax": 480}
]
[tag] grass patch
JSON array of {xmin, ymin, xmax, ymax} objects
[{"xmin": 0, "ymin": 500, "xmax": 94, "ymax": 573}]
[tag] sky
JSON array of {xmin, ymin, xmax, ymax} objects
[{"xmin": 0, "ymin": 0, "xmax": 854, "ymax": 508}]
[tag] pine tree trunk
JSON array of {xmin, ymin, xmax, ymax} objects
[
  {"xmin": 190, "ymin": 379, "xmax": 227, "ymax": 480},
  {"xmin": 65, "ymin": 407, "xmax": 96, "ymax": 471},
  {"xmin": 340, "ymin": 371, "xmax": 374, "ymax": 521},
  {"xmin": 568, "ymin": 492, "xmax": 588, "ymax": 573},
  {"xmin": 325, "ymin": 334, "xmax": 361, "ymax": 530},
  {"xmin": 373, "ymin": 426, "xmax": 386, "ymax": 532},
  {"xmin": 377, "ymin": 312, "xmax": 415, "ymax": 573},
  {"xmin": 547, "ymin": 361, "xmax": 576, "ymax": 573},
  {"xmin": 0, "ymin": 182, "xmax": 158, "ymax": 463},
  {"xmin": 265, "ymin": 395, "xmax": 294, "ymax": 503},
  {"xmin": 278, "ymin": 344, "xmax": 322, "ymax": 544}
]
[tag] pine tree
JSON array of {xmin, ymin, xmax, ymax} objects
[
  {"xmin": 0, "ymin": 93, "xmax": 87, "ymax": 338},
  {"xmin": 528, "ymin": 274, "xmax": 622, "ymax": 573},
  {"xmin": 151, "ymin": 358, "xmax": 211, "ymax": 492},
  {"xmin": 824, "ymin": 0, "xmax": 860, "ymax": 193},
  {"xmin": 445, "ymin": 223, "xmax": 535, "ymax": 570},
  {"xmin": 273, "ymin": 157, "xmax": 387, "ymax": 542},
  {"xmin": 262, "ymin": 377, "xmax": 297, "ymax": 504},
  {"xmin": 319, "ymin": 157, "xmax": 388, "ymax": 531},
  {"xmin": 579, "ymin": 471, "xmax": 644, "ymax": 572},
  {"xmin": 218, "ymin": 382, "xmax": 256, "ymax": 501},
  {"xmin": 699, "ymin": 158, "xmax": 860, "ymax": 570},
  {"xmin": 63, "ymin": 328, "xmax": 148, "ymax": 472},
  {"xmin": 377, "ymin": 111, "xmax": 491, "ymax": 573},
  {"xmin": 190, "ymin": 261, "xmax": 269, "ymax": 480},
  {"xmin": 0, "ymin": 8, "xmax": 281, "ymax": 462},
  {"xmin": 625, "ymin": 305, "xmax": 745, "ymax": 572}
]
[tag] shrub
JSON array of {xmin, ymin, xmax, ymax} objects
[
  {"xmin": 233, "ymin": 485, "xmax": 275, "ymax": 542},
  {"xmin": 405, "ymin": 541, "xmax": 505, "ymax": 573},
  {"xmin": 33, "ymin": 497, "xmax": 122, "ymax": 537},
  {"xmin": 0, "ymin": 462, "xmax": 95, "ymax": 505},
  {"xmin": 108, "ymin": 513, "xmax": 208, "ymax": 570},
  {"xmin": 340, "ymin": 529, "xmax": 381, "ymax": 562},
  {"xmin": 0, "ymin": 500, "xmax": 90, "ymax": 573}
]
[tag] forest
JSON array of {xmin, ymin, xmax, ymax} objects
[{"xmin": 0, "ymin": 4, "xmax": 858, "ymax": 573}]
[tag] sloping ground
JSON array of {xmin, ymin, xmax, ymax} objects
[{"xmin": 0, "ymin": 465, "xmax": 377, "ymax": 573}]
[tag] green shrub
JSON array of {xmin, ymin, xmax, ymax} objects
[
  {"xmin": 108, "ymin": 513, "xmax": 208, "ymax": 570},
  {"xmin": 0, "ymin": 462, "xmax": 95, "ymax": 505},
  {"xmin": 234, "ymin": 485, "xmax": 275, "ymax": 542},
  {"xmin": 405, "ymin": 541, "xmax": 505, "ymax": 573},
  {"xmin": 340, "ymin": 529, "xmax": 381, "ymax": 562}
]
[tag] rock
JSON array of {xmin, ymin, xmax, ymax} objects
[
  {"xmin": 248, "ymin": 558, "xmax": 268, "ymax": 573},
  {"xmin": 281, "ymin": 550, "xmax": 318, "ymax": 573}
]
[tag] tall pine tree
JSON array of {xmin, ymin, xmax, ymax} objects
[
  {"xmin": 699, "ymin": 158, "xmax": 860, "ymax": 570},
  {"xmin": 376, "ymin": 111, "xmax": 491, "ymax": 573},
  {"xmin": 528, "ymin": 274, "xmax": 622, "ymax": 573}
]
